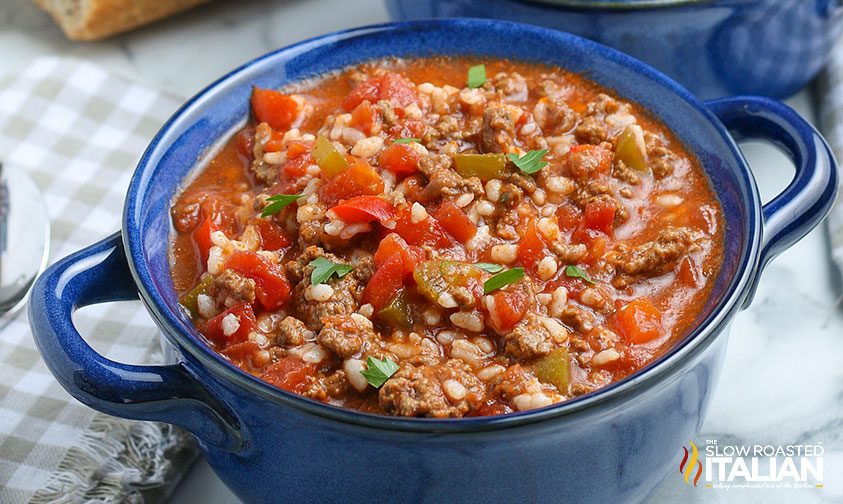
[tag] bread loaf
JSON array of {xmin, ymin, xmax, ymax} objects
[{"xmin": 33, "ymin": 0, "xmax": 211, "ymax": 41}]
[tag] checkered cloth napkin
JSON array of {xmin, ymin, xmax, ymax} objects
[
  {"xmin": 818, "ymin": 37, "xmax": 843, "ymax": 290},
  {"xmin": 0, "ymin": 58, "xmax": 198, "ymax": 503}
]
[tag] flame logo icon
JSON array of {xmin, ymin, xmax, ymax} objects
[{"xmin": 679, "ymin": 440, "xmax": 703, "ymax": 487}]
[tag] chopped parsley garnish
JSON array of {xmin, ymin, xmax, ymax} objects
[
  {"xmin": 564, "ymin": 265, "xmax": 595, "ymax": 284},
  {"xmin": 309, "ymin": 257, "xmax": 353, "ymax": 285},
  {"xmin": 361, "ymin": 356, "xmax": 400, "ymax": 388},
  {"xmin": 483, "ymin": 267, "xmax": 525, "ymax": 294},
  {"xmin": 508, "ymin": 149, "xmax": 549, "ymax": 175},
  {"xmin": 260, "ymin": 193, "xmax": 302, "ymax": 218},
  {"xmin": 467, "ymin": 64, "xmax": 486, "ymax": 89},
  {"xmin": 393, "ymin": 137, "xmax": 421, "ymax": 144},
  {"xmin": 475, "ymin": 262, "xmax": 505, "ymax": 273}
]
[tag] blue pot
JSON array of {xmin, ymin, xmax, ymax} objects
[
  {"xmin": 29, "ymin": 20, "xmax": 838, "ymax": 503},
  {"xmin": 386, "ymin": 0, "xmax": 843, "ymax": 99}
]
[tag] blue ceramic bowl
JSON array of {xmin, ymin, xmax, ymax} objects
[
  {"xmin": 386, "ymin": 0, "xmax": 843, "ymax": 99},
  {"xmin": 29, "ymin": 20, "xmax": 838, "ymax": 503}
]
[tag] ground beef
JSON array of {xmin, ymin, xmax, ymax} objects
[
  {"xmin": 574, "ymin": 94, "xmax": 635, "ymax": 145},
  {"xmin": 250, "ymin": 123, "xmax": 279, "ymax": 184},
  {"xmin": 377, "ymin": 99, "xmax": 399, "ymax": 126},
  {"xmin": 491, "ymin": 364, "xmax": 542, "ymax": 401},
  {"xmin": 287, "ymin": 246, "xmax": 361, "ymax": 329},
  {"xmin": 548, "ymin": 242, "xmax": 587, "ymax": 264},
  {"xmin": 418, "ymin": 153, "xmax": 484, "ymax": 199},
  {"xmin": 317, "ymin": 314, "xmax": 379, "ymax": 359},
  {"xmin": 481, "ymin": 103, "xmax": 520, "ymax": 153},
  {"xmin": 304, "ymin": 370, "xmax": 349, "ymax": 401},
  {"xmin": 504, "ymin": 312, "xmax": 554, "ymax": 359},
  {"xmin": 541, "ymin": 97, "xmax": 577, "ymax": 134},
  {"xmin": 558, "ymin": 304, "xmax": 594, "ymax": 333},
  {"xmin": 565, "ymin": 141, "xmax": 614, "ymax": 181},
  {"xmin": 612, "ymin": 159, "xmax": 641, "ymax": 185},
  {"xmin": 491, "ymin": 183, "xmax": 524, "ymax": 240},
  {"xmin": 648, "ymin": 144, "xmax": 679, "ymax": 179},
  {"xmin": 276, "ymin": 316, "xmax": 312, "ymax": 347},
  {"xmin": 214, "ymin": 270, "xmax": 256, "ymax": 304},
  {"xmin": 379, "ymin": 359, "xmax": 484, "ymax": 417},
  {"xmin": 297, "ymin": 200, "xmax": 329, "ymax": 247},
  {"xmin": 609, "ymin": 227, "xmax": 693, "ymax": 287},
  {"xmin": 493, "ymin": 72, "xmax": 528, "ymax": 102}
]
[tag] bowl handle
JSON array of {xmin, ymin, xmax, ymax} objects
[
  {"xmin": 28, "ymin": 232, "xmax": 242, "ymax": 452},
  {"xmin": 706, "ymin": 96, "xmax": 839, "ymax": 306}
]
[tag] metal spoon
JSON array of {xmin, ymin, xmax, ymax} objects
[{"xmin": 0, "ymin": 162, "xmax": 49, "ymax": 316}]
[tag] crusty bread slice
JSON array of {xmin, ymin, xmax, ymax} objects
[{"xmin": 32, "ymin": 0, "xmax": 211, "ymax": 41}]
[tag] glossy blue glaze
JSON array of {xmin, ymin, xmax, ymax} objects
[
  {"xmin": 386, "ymin": 0, "xmax": 843, "ymax": 99},
  {"xmin": 29, "ymin": 20, "xmax": 838, "ymax": 503}
]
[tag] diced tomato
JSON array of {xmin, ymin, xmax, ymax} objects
[
  {"xmin": 615, "ymin": 298, "xmax": 663, "ymax": 345},
  {"xmin": 319, "ymin": 158, "xmax": 384, "ymax": 206},
  {"xmin": 363, "ymin": 253, "xmax": 405, "ymax": 311},
  {"xmin": 253, "ymin": 219, "xmax": 291, "ymax": 250},
  {"xmin": 264, "ymin": 130, "xmax": 286, "ymax": 153},
  {"xmin": 286, "ymin": 139, "xmax": 314, "ymax": 159},
  {"xmin": 261, "ymin": 357, "xmax": 318, "ymax": 394},
  {"xmin": 225, "ymin": 250, "xmax": 292, "ymax": 310},
  {"xmin": 282, "ymin": 153, "xmax": 314, "ymax": 179},
  {"xmin": 251, "ymin": 87, "xmax": 299, "ymax": 131},
  {"xmin": 236, "ymin": 128, "xmax": 255, "ymax": 159},
  {"xmin": 556, "ymin": 203, "xmax": 582, "ymax": 232},
  {"xmin": 565, "ymin": 143, "xmax": 613, "ymax": 180},
  {"xmin": 192, "ymin": 217, "xmax": 219, "ymax": 267},
  {"xmin": 221, "ymin": 340, "xmax": 260, "ymax": 360},
  {"xmin": 489, "ymin": 288, "xmax": 528, "ymax": 332},
  {"xmin": 330, "ymin": 196, "xmax": 395, "ymax": 224},
  {"xmin": 204, "ymin": 303, "xmax": 256, "ymax": 344},
  {"xmin": 677, "ymin": 257, "xmax": 699, "ymax": 288},
  {"xmin": 571, "ymin": 224, "xmax": 608, "ymax": 264},
  {"xmin": 387, "ymin": 118, "xmax": 425, "ymax": 141},
  {"xmin": 342, "ymin": 79, "xmax": 380, "ymax": 112},
  {"xmin": 401, "ymin": 175, "xmax": 427, "ymax": 202},
  {"xmin": 349, "ymin": 101, "xmax": 379, "ymax": 135},
  {"xmin": 379, "ymin": 143, "xmax": 421, "ymax": 176},
  {"xmin": 472, "ymin": 399, "xmax": 512, "ymax": 417},
  {"xmin": 374, "ymin": 233, "xmax": 424, "ymax": 277},
  {"xmin": 434, "ymin": 201, "xmax": 477, "ymax": 243},
  {"xmin": 584, "ymin": 199, "xmax": 616, "ymax": 236},
  {"xmin": 342, "ymin": 73, "xmax": 418, "ymax": 111},
  {"xmin": 518, "ymin": 219, "xmax": 546, "ymax": 270},
  {"xmin": 393, "ymin": 205, "xmax": 453, "ymax": 248}
]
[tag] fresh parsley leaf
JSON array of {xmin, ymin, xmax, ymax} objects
[
  {"xmin": 564, "ymin": 265, "xmax": 595, "ymax": 284},
  {"xmin": 393, "ymin": 137, "xmax": 420, "ymax": 144},
  {"xmin": 483, "ymin": 267, "xmax": 525, "ymax": 294},
  {"xmin": 508, "ymin": 149, "xmax": 549, "ymax": 175},
  {"xmin": 309, "ymin": 257, "xmax": 353, "ymax": 285},
  {"xmin": 475, "ymin": 262, "xmax": 504, "ymax": 273},
  {"xmin": 260, "ymin": 193, "xmax": 302, "ymax": 218},
  {"xmin": 467, "ymin": 64, "xmax": 486, "ymax": 89},
  {"xmin": 361, "ymin": 356, "xmax": 399, "ymax": 388}
]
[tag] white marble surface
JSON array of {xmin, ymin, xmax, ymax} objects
[{"xmin": 1, "ymin": 0, "xmax": 841, "ymax": 503}]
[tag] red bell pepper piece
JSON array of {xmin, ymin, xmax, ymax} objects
[
  {"xmin": 434, "ymin": 201, "xmax": 477, "ymax": 243},
  {"xmin": 251, "ymin": 87, "xmax": 299, "ymax": 131},
  {"xmin": 330, "ymin": 196, "xmax": 396, "ymax": 224},
  {"xmin": 363, "ymin": 253, "xmax": 405, "ymax": 311},
  {"xmin": 225, "ymin": 250, "xmax": 292, "ymax": 311},
  {"xmin": 192, "ymin": 217, "xmax": 219, "ymax": 268}
]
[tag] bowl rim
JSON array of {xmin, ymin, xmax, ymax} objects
[
  {"xmin": 519, "ymin": 0, "xmax": 715, "ymax": 10},
  {"xmin": 124, "ymin": 18, "xmax": 761, "ymax": 433}
]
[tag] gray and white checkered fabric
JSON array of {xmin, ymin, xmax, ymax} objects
[
  {"xmin": 818, "ymin": 38, "xmax": 843, "ymax": 289},
  {"xmin": 0, "ymin": 57, "xmax": 197, "ymax": 504}
]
